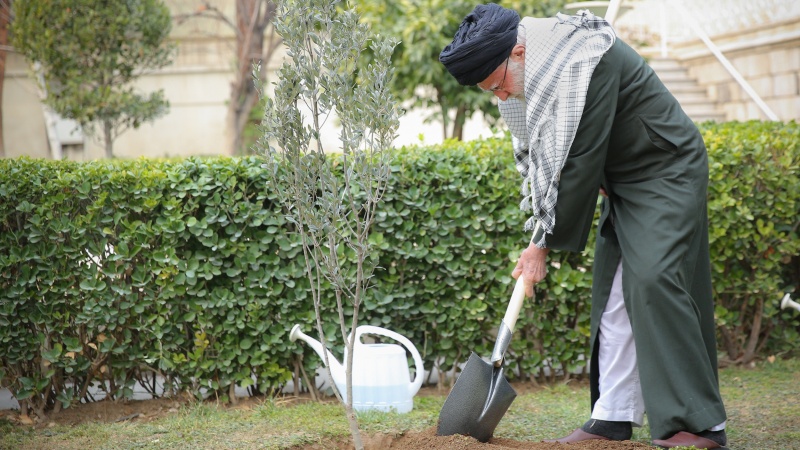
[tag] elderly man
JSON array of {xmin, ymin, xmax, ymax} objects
[{"xmin": 439, "ymin": 4, "xmax": 728, "ymax": 449}]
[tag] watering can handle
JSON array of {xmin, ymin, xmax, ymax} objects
[{"xmin": 354, "ymin": 325, "xmax": 425, "ymax": 396}]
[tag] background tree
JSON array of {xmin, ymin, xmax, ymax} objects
[
  {"xmin": 173, "ymin": 0, "xmax": 281, "ymax": 155},
  {"xmin": 0, "ymin": 0, "xmax": 12, "ymax": 158},
  {"xmin": 12, "ymin": 0, "xmax": 175, "ymax": 159},
  {"xmin": 356, "ymin": 0, "xmax": 563, "ymax": 140},
  {"xmin": 258, "ymin": 0, "xmax": 399, "ymax": 447}
]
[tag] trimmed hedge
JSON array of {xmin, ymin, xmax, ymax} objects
[
  {"xmin": 703, "ymin": 121, "xmax": 800, "ymax": 363},
  {"xmin": 368, "ymin": 142, "xmax": 596, "ymax": 382},
  {"xmin": 0, "ymin": 121, "xmax": 798, "ymax": 417},
  {"xmin": 0, "ymin": 158, "xmax": 307, "ymax": 416}
]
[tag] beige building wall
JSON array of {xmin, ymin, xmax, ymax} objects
[
  {"xmin": 3, "ymin": 0, "xmax": 499, "ymax": 161},
  {"xmin": 672, "ymin": 17, "xmax": 800, "ymax": 122},
  {"xmin": 5, "ymin": 53, "xmax": 50, "ymax": 159},
  {"xmin": 2, "ymin": 0, "xmax": 497, "ymax": 161},
  {"xmin": 4, "ymin": 0, "xmax": 245, "ymax": 160},
  {"xmin": 16, "ymin": 2, "xmax": 796, "ymax": 160},
  {"xmin": 88, "ymin": 38, "xmax": 240, "ymax": 160},
  {"xmin": 4, "ymin": 38, "xmax": 243, "ymax": 160}
]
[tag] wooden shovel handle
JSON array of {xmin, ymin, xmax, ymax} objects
[
  {"xmin": 503, "ymin": 275, "xmax": 527, "ymax": 334},
  {"xmin": 504, "ymin": 221, "xmax": 540, "ymax": 332}
]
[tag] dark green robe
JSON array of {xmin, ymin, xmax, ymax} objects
[{"xmin": 533, "ymin": 39, "xmax": 727, "ymax": 439}]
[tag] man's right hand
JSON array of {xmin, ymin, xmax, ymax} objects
[{"xmin": 511, "ymin": 244, "xmax": 549, "ymax": 297}]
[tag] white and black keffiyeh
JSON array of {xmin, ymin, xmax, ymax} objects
[{"xmin": 499, "ymin": 11, "xmax": 615, "ymax": 248}]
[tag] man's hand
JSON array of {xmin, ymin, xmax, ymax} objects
[{"xmin": 512, "ymin": 244, "xmax": 549, "ymax": 297}]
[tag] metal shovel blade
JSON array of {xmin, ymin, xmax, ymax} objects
[{"xmin": 436, "ymin": 352, "xmax": 517, "ymax": 443}]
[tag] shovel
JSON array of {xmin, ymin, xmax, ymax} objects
[{"xmin": 437, "ymin": 274, "xmax": 528, "ymax": 442}]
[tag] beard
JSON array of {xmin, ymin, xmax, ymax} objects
[{"xmin": 506, "ymin": 58, "xmax": 526, "ymax": 101}]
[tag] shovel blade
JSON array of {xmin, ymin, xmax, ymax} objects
[{"xmin": 436, "ymin": 352, "xmax": 517, "ymax": 442}]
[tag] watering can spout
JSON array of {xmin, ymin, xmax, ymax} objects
[{"xmin": 289, "ymin": 324, "xmax": 345, "ymax": 379}]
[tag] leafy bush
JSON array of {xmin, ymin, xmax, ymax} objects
[
  {"xmin": 364, "ymin": 139, "xmax": 596, "ymax": 383},
  {"xmin": 0, "ymin": 121, "xmax": 797, "ymax": 417},
  {"xmin": 0, "ymin": 157, "xmax": 303, "ymax": 416},
  {"xmin": 703, "ymin": 121, "xmax": 800, "ymax": 363}
]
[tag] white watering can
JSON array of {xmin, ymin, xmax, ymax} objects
[{"xmin": 289, "ymin": 324, "xmax": 424, "ymax": 413}]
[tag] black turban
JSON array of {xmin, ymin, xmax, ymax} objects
[{"xmin": 439, "ymin": 3, "xmax": 520, "ymax": 86}]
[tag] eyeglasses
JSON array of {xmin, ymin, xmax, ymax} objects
[{"xmin": 482, "ymin": 58, "xmax": 509, "ymax": 93}]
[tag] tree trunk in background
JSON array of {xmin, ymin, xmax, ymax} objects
[
  {"xmin": 228, "ymin": 0, "xmax": 279, "ymax": 155},
  {"xmin": 103, "ymin": 121, "xmax": 113, "ymax": 158},
  {"xmin": 451, "ymin": 103, "xmax": 466, "ymax": 141},
  {"xmin": 436, "ymin": 88, "xmax": 466, "ymax": 142},
  {"xmin": 175, "ymin": 1, "xmax": 281, "ymax": 155},
  {"xmin": 0, "ymin": 1, "xmax": 11, "ymax": 158}
]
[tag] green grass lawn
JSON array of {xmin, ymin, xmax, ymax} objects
[{"xmin": 1, "ymin": 358, "xmax": 798, "ymax": 449}]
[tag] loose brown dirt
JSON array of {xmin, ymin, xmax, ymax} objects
[
  {"xmin": 2, "ymin": 382, "xmax": 564, "ymax": 428},
  {"xmin": 0, "ymin": 396, "xmax": 194, "ymax": 428},
  {"xmin": 1, "ymin": 382, "xmax": 653, "ymax": 449},
  {"xmin": 302, "ymin": 427, "xmax": 653, "ymax": 449}
]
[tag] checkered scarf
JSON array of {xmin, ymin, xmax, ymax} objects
[{"xmin": 499, "ymin": 11, "xmax": 615, "ymax": 248}]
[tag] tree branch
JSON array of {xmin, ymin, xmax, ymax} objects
[{"xmin": 173, "ymin": 2, "xmax": 237, "ymax": 33}]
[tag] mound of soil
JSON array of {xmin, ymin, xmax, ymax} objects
[{"xmin": 307, "ymin": 427, "xmax": 653, "ymax": 449}]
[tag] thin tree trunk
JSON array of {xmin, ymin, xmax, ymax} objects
[
  {"xmin": 448, "ymin": 349, "xmax": 462, "ymax": 387},
  {"xmin": 436, "ymin": 90, "xmax": 450, "ymax": 140},
  {"xmin": 35, "ymin": 403, "xmax": 46, "ymax": 421},
  {"xmin": 174, "ymin": 1, "xmax": 278, "ymax": 155},
  {"xmin": 103, "ymin": 121, "xmax": 113, "ymax": 158},
  {"xmin": 719, "ymin": 323, "xmax": 738, "ymax": 362},
  {"xmin": 297, "ymin": 357, "xmax": 319, "ymax": 401},
  {"xmin": 229, "ymin": 383, "xmax": 238, "ymax": 405},
  {"xmin": 229, "ymin": 0, "xmax": 270, "ymax": 155},
  {"xmin": 232, "ymin": 91, "xmax": 258, "ymax": 153},
  {"xmin": 451, "ymin": 103, "xmax": 467, "ymax": 141},
  {"xmin": 741, "ymin": 297, "xmax": 764, "ymax": 364},
  {"xmin": 0, "ymin": 1, "xmax": 8, "ymax": 158},
  {"xmin": 293, "ymin": 358, "xmax": 301, "ymax": 397},
  {"xmin": 78, "ymin": 373, "xmax": 95, "ymax": 402},
  {"xmin": 345, "ymin": 405, "xmax": 364, "ymax": 450}
]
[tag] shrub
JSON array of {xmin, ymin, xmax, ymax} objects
[
  {"xmin": 0, "ymin": 121, "xmax": 797, "ymax": 417},
  {"xmin": 703, "ymin": 121, "xmax": 800, "ymax": 363}
]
